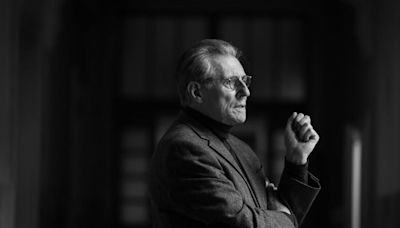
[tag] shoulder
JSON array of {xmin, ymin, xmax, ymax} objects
[
  {"xmin": 157, "ymin": 111, "xmax": 215, "ymax": 147},
  {"xmin": 159, "ymin": 120, "xmax": 203, "ymax": 147},
  {"xmin": 155, "ymin": 117, "xmax": 210, "ymax": 159},
  {"xmin": 152, "ymin": 119, "xmax": 223, "ymax": 176}
]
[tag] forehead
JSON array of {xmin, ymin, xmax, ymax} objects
[{"xmin": 211, "ymin": 55, "xmax": 245, "ymax": 78}]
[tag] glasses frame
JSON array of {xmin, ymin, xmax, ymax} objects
[{"xmin": 201, "ymin": 75, "xmax": 252, "ymax": 91}]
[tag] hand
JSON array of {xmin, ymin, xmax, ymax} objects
[
  {"xmin": 266, "ymin": 182, "xmax": 291, "ymax": 214},
  {"xmin": 284, "ymin": 112, "xmax": 320, "ymax": 165}
]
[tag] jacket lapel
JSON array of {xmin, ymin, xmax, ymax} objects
[
  {"xmin": 207, "ymin": 139, "xmax": 246, "ymax": 179},
  {"xmin": 178, "ymin": 112, "xmax": 249, "ymax": 184},
  {"xmin": 227, "ymin": 136, "xmax": 266, "ymax": 208},
  {"xmin": 178, "ymin": 112, "xmax": 265, "ymax": 208}
]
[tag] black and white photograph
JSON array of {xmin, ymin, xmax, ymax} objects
[{"xmin": 1, "ymin": 0, "xmax": 400, "ymax": 228}]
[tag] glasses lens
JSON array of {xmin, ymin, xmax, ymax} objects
[
  {"xmin": 242, "ymin": 76, "xmax": 251, "ymax": 87},
  {"xmin": 228, "ymin": 78, "xmax": 236, "ymax": 90},
  {"xmin": 224, "ymin": 76, "xmax": 252, "ymax": 90}
]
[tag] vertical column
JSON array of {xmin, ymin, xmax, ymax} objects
[{"xmin": 0, "ymin": 0, "xmax": 17, "ymax": 227}]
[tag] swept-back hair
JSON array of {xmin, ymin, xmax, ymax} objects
[{"xmin": 176, "ymin": 39, "xmax": 241, "ymax": 106}]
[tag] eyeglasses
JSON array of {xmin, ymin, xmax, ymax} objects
[{"xmin": 203, "ymin": 75, "xmax": 252, "ymax": 91}]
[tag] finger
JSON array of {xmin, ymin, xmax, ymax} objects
[
  {"xmin": 295, "ymin": 113, "xmax": 304, "ymax": 123},
  {"xmin": 299, "ymin": 123, "xmax": 312, "ymax": 137},
  {"xmin": 293, "ymin": 113, "xmax": 305, "ymax": 131},
  {"xmin": 305, "ymin": 128, "xmax": 320, "ymax": 143},
  {"xmin": 298, "ymin": 115, "xmax": 311, "ymax": 126},
  {"xmin": 310, "ymin": 130, "xmax": 320, "ymax": 142},
  {"xmin": 286, "ymin": 112, "xmax": 297, "ymax": 131},
  {"xmin": 303, "ymin": 128, "xmax": 314, "ymax": 142}
]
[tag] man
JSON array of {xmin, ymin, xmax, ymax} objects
[{"xmin": 149, "ymin": 39, "xmax": 320, "ymax": 227}]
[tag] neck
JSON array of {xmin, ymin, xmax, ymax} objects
[{"xmin": 183, "ymin": 106, "xmax": 232, "ymax": 139}]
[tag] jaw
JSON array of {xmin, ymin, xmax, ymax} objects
[{"xmin": 223, "ymin": 108, "xmax": 246, "ymax": 125}]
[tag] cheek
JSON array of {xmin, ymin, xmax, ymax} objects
[
  {"xmin": 209, "ymin": 89, "xmax": 238, "ymax": 117},
  {"xmin": 221, "ymin": 96, "xmax": 237, "ymax": 115},
  {"xmin": 219, "ymin": 95, "xmax": 234, "ymax": 109}
]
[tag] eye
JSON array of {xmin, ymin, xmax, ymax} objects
[
  {"xmin": 230, "ymin": 78, "xmax": 237, "ymax": 89},
  {"xmin": 221, "ymin": 78, "xmax": 234, "ymax": 90}
]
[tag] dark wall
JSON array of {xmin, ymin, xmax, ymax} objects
[
  {"xmin": 307, "ymin": 2, "xmax": 369, "ymax": 227},
  {"xmin": 38, "ymin": 1, "xmax": 121, "ymax": 228},
  {"xmin": 2, "ymin": 0, "xmax": 400, "ymax": 228}
]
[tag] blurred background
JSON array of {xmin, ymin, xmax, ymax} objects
[{"xmin": 1, "ymin": 0, "xmax": 400, "ymax": 227}]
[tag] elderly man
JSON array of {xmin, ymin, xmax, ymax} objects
[{"xmin": 149, "ymin": 39, "xmax": 320, "ymax": 228}]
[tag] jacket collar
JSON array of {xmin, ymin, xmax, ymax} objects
[
  {"xmin": 177, "ymin": 111, "xmax": 246, "ymax": 180},
  {"xmin": 178, "ymin": 111, "xmax": 263, "ymax": 208}
]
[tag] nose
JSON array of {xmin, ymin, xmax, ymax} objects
[{"xmin": 236, "ymin": 81, "xmax": 250, "ymax": 98}]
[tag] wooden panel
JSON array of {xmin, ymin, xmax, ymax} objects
[
  {"xmin": 180, "ymin": 17, "xmax": 208, "ymax": 54},
  {"xmin": 250, "ymin": 18, "xmax": 275, "ymax": 100},
  {"xmin": 121, "ymin": 16, "xmax": 209, "ymax": 100},
  {"xmin": 153, "ymin": 17, "xmax": 176, "ymax": 99},
  {"xmin": 219, "ymin": 17, "xmax": 245, "ymax": 52},
  {"xmin": 122, "ymin": 0, "xmax": 316, "ymax": 15},
  {"xmin": 277, "ymin": 19, "xmax": 305, "ymax": 101},
  {"xmin": 120, "ymin": 128, "xmax": 151, "ymax": 226},
  {"xmin": 121, "ymin": 17, "xmax": 148, "ymax": 97}
]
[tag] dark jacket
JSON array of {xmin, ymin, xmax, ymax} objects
[{"xmin": 149, "ymin": 111, "xmax": 320, "ymax": 227}]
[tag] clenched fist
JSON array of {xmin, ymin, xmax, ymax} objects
[{"xmin": 284, "ymin": 112, "xmax": 320, "ymax": 165}]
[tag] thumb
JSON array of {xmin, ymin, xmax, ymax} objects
[{"xmin": 286, "ymin": 112, "xmax": 297, "ymax": 133}]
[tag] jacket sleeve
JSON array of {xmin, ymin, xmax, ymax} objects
[
  {"xmin": 152, "ymin": 139, "xmax": 295, "ymax": 228},
  {"xmin": 278, "ymin": 164, "xmax": 321, "ymax": 226}
]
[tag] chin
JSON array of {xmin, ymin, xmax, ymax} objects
[
  {"xmin": 227, "ymin": 115, "xmax": 246, "ymax": 125},
  {"xmin": 237, "ymin": 117, "xmax": 246, "ymax": 124}
]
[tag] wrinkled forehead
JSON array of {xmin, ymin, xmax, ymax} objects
[{"xmin": 210, "ymin": 55, "xmax": 246, "ymax": 79}]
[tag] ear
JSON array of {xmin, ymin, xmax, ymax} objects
[{"xmin": 187, "ymin": 81, "xmax": 203, "ymax": 103}]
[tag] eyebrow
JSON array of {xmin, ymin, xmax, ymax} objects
[{"xmin": 225, "ymin": 75, "xmax": 246, "ymax": 78}]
